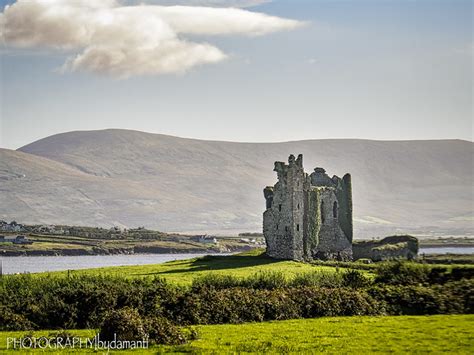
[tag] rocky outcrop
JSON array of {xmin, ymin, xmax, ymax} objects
[{"xmin": 353, "ymin": 235, "xmax": 418, "ymax": 261}]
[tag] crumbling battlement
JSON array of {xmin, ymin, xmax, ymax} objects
[{"xmin": 263, "ymin": 154, "xmax": 353, "ymax": 261}]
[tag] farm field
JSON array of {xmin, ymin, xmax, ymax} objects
[
  {"xmin": 0, "ymin": 315, "xmax": 472, "ymax": 354},
  {"xmin": 0, "ymin": 232, "xmax": 245, "ymax": 256}
]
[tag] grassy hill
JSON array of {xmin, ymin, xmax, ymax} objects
[{"xmin": 1, "ymin": 129, "xmax": 472, "ymax": 237}]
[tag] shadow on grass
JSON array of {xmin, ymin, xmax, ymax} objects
[{"xmin": 138, "ymin": 251, "xmax": 281, "ymax": 276}]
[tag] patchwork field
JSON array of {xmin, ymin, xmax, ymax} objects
[
  {"xmin": 1, "ymin": 315, "xmax": 472, "ymax": 353},
  {"xmin": 0, "ymin": 232, "xmax": 246, "ymax": 257}
]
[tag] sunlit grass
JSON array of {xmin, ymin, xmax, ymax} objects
[
  {"xmin": 31, "ymin": 249, "xmax": 339, "ymax": 285},
  {"xmin": 0, "ymin": 315, "xmax": 472, "ymax": 354}
]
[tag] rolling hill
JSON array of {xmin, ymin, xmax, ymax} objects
[{"xmin": 1, "ymin": 129, "xmax": 472, "ymax": 237}]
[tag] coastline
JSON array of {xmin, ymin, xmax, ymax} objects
[{"xmin": 0, "ymin": 245, "xmax": 252, "ymax": 257}]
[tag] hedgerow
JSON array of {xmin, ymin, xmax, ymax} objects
[{"xmin": 0, "ymin": 264, "xmax": 472, "ymax": 332}]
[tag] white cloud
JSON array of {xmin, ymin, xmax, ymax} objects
[
  {"xmin": 123, "ymin": 0, "xmax": 271, "ymax": 8},
  {"xmin": 0, "ymin": 0, "xmax": 303, "ymax": 78}
]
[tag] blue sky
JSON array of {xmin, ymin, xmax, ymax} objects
[{"xmin": 1, "ymin": 0, "xmax": 472, "ymax": 149}]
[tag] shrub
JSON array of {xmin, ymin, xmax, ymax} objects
[
  {"xmin": 370, "ymin": 285, "xmax": 443, "ymax": 315},
  {"xmin": 450, "ymin": 268, "xmax": 474, "ymax": 282},
  {"xmin": 0, "ymin": 306, "xmax": 36, "ymax": 331},
  {"xmin": 427, "ymin": 267, "xmax": 450, "ymax": 284},
  {"xmin": 191, "ymin": 274, "xmax": 241, "ymax": 291},
  {"xmin": 425, "ymin": 267, "xmax": 474, "ymax": 285},
  {"xmin": 191, "ymin": 272, "xmax": 290, "ymax": 291},
  {"xmin": 438, "ymin": 279, "xmax": 474, "ymax": 313},
  {"xmin": 144, "ymin": 316, "xmax": 188, "ymax": 345},
  {"xmin": 262, "ymin": 290, "xmax": 300, "ymax": 320},
  {"xmin": 99, "ymin": 307, "xmax": 147, "ymax": 342},
  {"xmin": 291, "ymin": 271, "xmax": 343, "ymax": 288},
  {"xmin": 0, "ymin": 265, "xmax": 471, "ymax": 332},
  {"xmin": 342, "ymin": 269, "xmax": 371, "ymax": 288},
  {"xmin": 293, "ymin": 288, "xmax": 384, "ymax": 317},
  {"xmin": 369, "ymin": 279, "xmax": 473, "ymax": 315},
  {"xmin": 243, "ymin": 271, "xmax": 288, "ymax": 290},
  {"xmin": 174, "ymin": 287, "xmax": 267, "ymax": 324},
  {"xmin": 375, "ymin": 261, "xmax": 430, "ymax": 285}
]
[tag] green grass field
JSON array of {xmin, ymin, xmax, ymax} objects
[
  {"xmin": 35, "ymin": 250, "xmax": 340, "ymax": 285},
  {"xmin": 23, "ymin": 248, "xmax": 472, "ymax": 285},
  {"xmin": 1, "ymin": 315, "xmax": 472, "ymax": 354}
]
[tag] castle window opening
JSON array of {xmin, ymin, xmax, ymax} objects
[
  {"xmin": 333, "ymin": 201, "xmax": 338, "ymax": 218},
  {"xmin": 297, "ymin": 224, "xmax": 300, "ymax": 231},
  {"xmin": 279, "ymin": 204, "xmax": 282, "ymax": 211}
]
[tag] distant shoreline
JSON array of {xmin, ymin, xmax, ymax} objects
[
  {"xmin": 3, "ymin": 245, "xmax": 473, "ymax": 258},
  {"xmin": 0, "ymin": 246, "xmax": 250, "ymax": 257}
]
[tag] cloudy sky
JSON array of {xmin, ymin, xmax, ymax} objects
[{"xmin": 0, "ymin": 0, "xmax": 472, "ymax": 149}]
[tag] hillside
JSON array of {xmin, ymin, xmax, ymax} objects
[{"xmin": 0, "ymin": 129, "xmax": 472, "ymax": 237}]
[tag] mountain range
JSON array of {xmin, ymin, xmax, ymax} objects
[{"xmin": 1, "ymin": 129, "xmax": 472, "ymax": 238}]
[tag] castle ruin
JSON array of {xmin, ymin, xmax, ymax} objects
[{"xmin": 263, "ymin": 154, "xmax": 353, "ymax": 261}]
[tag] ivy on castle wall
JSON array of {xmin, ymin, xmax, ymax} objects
[
  {"xmin": 305, "ymin": 188, "xmax": 321, "ymax": 257},
  {"xmin": 335, "ymin": 174, "xmax": 353, "ymax": 243}
]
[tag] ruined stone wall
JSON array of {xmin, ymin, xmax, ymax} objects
[
  {"xmin": 311, "ymin": 188, "xmax": 352, "ymax": 261},
  {"xmin": 288, "ymin": 154, "xmax": 305, "ymax": 260},
  {"xmin": 336, "ymin": 174, "xmax": 353, "ymax": 243},
  {"xmin": 263, "ymin": 154, "xmax": 306, "ymax": 260},
  {"xmin": 352, "ymin": 235, "xmax": 418, "ymax": 261},
  {"xmin": 304, "ymin": 187, "xmax": 321, "ymax": 260}
]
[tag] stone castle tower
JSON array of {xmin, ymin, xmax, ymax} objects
[{"xmin": 263, "ymin": 154, "xmax": 353, "ymax": 261}]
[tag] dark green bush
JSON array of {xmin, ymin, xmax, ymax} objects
[
  {"xmin": 174, "ymin": 287, "xmax": 267, "ymax": 324},
  {"xmin": 438, "ymin": 279, "xmax": 474, "ymax": 313},
  {"xmin": 0, "ymin": 275, "xmax": 175, "ymax": 330},
  {"xmin": 375, "ymin": 262, "xmax": 474, "ymax": 286},
  {"xmin": 424, "ymin": 266, "xmax": 474, "ymax": 284},
  {"xmin": 291, "ymin": 271, "xmax": 343, "ymax": 288},
  {"xmin": 0, "ymin": 306, "xmax": 36, "ymax": 330},
  {"xmin": 342, "ymin": 269, "xmax": 371, "ymax": 288},
  {"xmin": 450, "ymin": 268, "xmax": 474, "ymax": 282},
  {"xmin": 191, "ymin": 274, "xmax": 241, "ymax": 291},
  {"xmin": 293, "ymin": 287, "xmax": 383, "ymax": 317},
  {"xmin": 427, "ymin": 267, "xmax": 450, "ymax": 284},
  {"xmin": 144, "ymin": 316, "xmax": 188, "ymax": 345},
  {"xmin": 370, "ymin": 285, "xmax": 443, "ymax": 315},
  {"xmin": 0, "ymin": 262, "xmax": 471, "ymax": 332},
  {"xmin": 243, "ymin": 271, "xmax": 288, "ymax": 290},
  {"xmin": 375, "ymin": 261, "xmax": 430, "ymax": 285},
  {"xmin": 369, "ymin": 279, "xmax": 473, "ymax": 315},
  {"xmin": 261, "ymin": 289, "xmax": 300, "ymax": 320},
  {"xmin": 99, "ymin": 307, "xmax": 147, "ymax": 342},
  {"xmin": 171, "ymin": 286, "xmax": 383, "ymax": 325}
]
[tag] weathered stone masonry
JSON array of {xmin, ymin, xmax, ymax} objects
[{"xmin": 263, "ymin": 154, "xmax": 353, "ymax": 261}]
